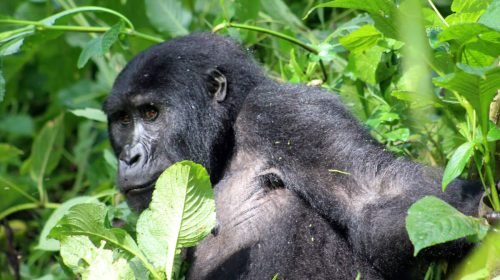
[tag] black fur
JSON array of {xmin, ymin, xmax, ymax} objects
[{"xmin": 104, "ymin": 33, "xmax": 482, "ymax": 279}]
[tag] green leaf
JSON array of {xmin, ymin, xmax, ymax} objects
[
  {"xmin": 77, "ymin": 21, "xmax": 124, "ymax": 69},
  {"xmin": 235, "ymin": 0, "xmax": 260, "ymax": 21},
  {"xmin": 136, "ymin": 161, "xmax": 215, "ymax": 280},
  {"xmin": 339, "ymin": 25, "xmax": 382, "ymax": 52},
  {"xmin": 445, "ymin": 0, "xmax": 490, "ymax": 25},
  {"xmin": 433, "ymin": 67, "xmax": 500, "ymax": 132},
  {"xmin": 50, "ymin": 202, "xmax": 160, "ymax": 278},
  {"xmin": 60, "ymin": 236, "xmax": 135, "ymax": 280},
  {"xmin": 439, "ymin": 23, "xmax": 500, "ymax": 45},
  {"xmin": 0, "ymin": 26, "xmax": 34, "ymax": 43},
  {"xmin": 487, "ymin": 126, "xmax": 500, "ymax": 141},
  {"xmin": 70, "ymin": 108, "xmax": 107, "ymax": 122},
  {"xmin": 406, "ymin": 196, "xmax": 489, "ymax": 256},
  {"xmin": 0, "ymin": 37, "xmax": 25, "ymax": 56},
  {"xmin": 479, "ymin": 0, "xmax": 500, "ymax": 30},
  {"xmin": 260, "ymin": 0, "xmax": 304, "ymax": 29},
  {"xmin": 103, "ymin": 149, "xmax": 118, "ymax": 171},
  {"xmin": 37, "ymin": 196, "xmax": 98, "ymax": 251},
  {"xmin": 50, "ymin": 203, "xmax": 142, "ymax": 258},
  {"xmin": 0, "ymin": 143, "xmax": 23, "ymax": 164},
  {"xmin": 0, "ymin": 114, "xmax": 34, "ymax": 136},
  {"xmin": 345, "ymin": 45, "xmax": 387, "ymax": 85},
  {"xmin": 145, "ymin": 0, "xmax": 191, "ymax": 36},
  {"xmin": 0, "ymin": 67, "xmax": 4, "ymax": 102},
  {"xmin": 441, "ymin": 142, "xmax": 474, "ymax": 191},
  {"xmin": 384, "ymin": 128, "xmax": 410, "ymax": 142},
  {"xmin": 30, "ymin": 114, "xmax": 65, "ymax": 185},
  {"xmin": 306, "ymin": 0, "xmax": 397, "ymax": 38},
  {"xmin": 450, "ymin": 0, "xmax": 489, "ymax": 14}
]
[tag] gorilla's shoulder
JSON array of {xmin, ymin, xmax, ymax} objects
[{"xmin": 239, "ymin": 82, "xmax": 352, "ymax": 127}]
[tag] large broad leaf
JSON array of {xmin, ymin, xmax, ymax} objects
[
  {"xmin": 434, "ymin": 67, "xmax": 500, "ymax": 132},
  {"xmin": 136, "ymin": 161, "xmax": 215, "ymax": 280},
  {"xmin": 305, "ymin": 0, "xmax": 397, "ymax": 38},
  {"xmin": 145, "ymin": 0, "xmax": 191, "ymax": 37},
  {"xmin": 441, "ymin": 142, "xmax": 474, "ymax": 191},
  {"xmin": 406, "ymin": 196, "xmax": 489, "ymax": 256},
  {"xmin": 60, "ymin": 235, "xmax": 135, "ymax": 280},
  {"xmin": 49, "ymin": 202, "xmax": 156, "ymax": 277}
]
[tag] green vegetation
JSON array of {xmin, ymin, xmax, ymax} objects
[{"xmin": 0, "ymin": 0, "xmax": 499, "ymax": 279}]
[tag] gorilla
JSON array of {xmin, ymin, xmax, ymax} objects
[{"xmin": 103, "ymin": 33, "xmax": 483, "ymax": 279}]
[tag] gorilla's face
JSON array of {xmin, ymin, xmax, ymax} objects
[
  {"xmin": 104, "ymin": 51, "xmax": 229, "ymax": 211},
  {"xmin": 105, "ymin": 90, "xmax": 175, "ymax": 210}
]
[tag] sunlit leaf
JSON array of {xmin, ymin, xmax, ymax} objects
[
  {"xmin": 60, "ymin": 236, "xmax": 135, "ymax": 280},
  {"xmin": 445, "ymin": 0, "xmax": 489, "ymax": 25},
  {"xmin": 49, "ymin": 202, "xmax": 155, "ymax": 276},
  {"xmin": 406, "ymin": 196, "xmax": 489, "ymax": 256},
  {"xmin": 137, "ymin": 161, "xmax": 215, "ymax": 280}
]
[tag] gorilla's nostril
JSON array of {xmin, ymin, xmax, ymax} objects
[
  {"xmin": 129, "ymin": 154, "xmax": 140, "ymax": 165},
  {"xmin": 119, "ymin": 144, "xmax": 145, "ymax": 166}
]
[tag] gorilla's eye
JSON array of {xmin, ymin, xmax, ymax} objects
[
  {"xmin": 141, "ymin": 105, "xmax": 158, "ymax": 121},
  {"xmin": 119, "ymin": 112, "xmax": 131, "ymax": 125}
]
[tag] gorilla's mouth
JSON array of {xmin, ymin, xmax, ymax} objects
[{"xmin": 124, "ymin": 181, "xmax": 156, "ymax": 196}]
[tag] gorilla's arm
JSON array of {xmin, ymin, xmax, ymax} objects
[{"xmin": 238, "ymin": 83, "xmax": 483, "ymax": 278}]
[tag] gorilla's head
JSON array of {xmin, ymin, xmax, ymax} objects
[{"xmin": 103, "ymin": 33, "xmax": 264, "ymax": 210}]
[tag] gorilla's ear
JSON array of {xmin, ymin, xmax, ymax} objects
[{"xmin": 207, "ymin": 68, "xmax": 227, "ymax": 102}]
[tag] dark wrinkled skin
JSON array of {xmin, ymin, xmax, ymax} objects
[{"xmin": 104, "ymin": 33, "xmax": 483, "ymax": 279}]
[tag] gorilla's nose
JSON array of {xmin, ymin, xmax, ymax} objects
[{"xmin": 119, "ymin": 144, "xmax": 144, "ymax": 167}]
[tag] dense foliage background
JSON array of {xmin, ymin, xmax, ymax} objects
[{"xmin": 0, "ymin": 0, "xmax": 499, "ymax": 279}]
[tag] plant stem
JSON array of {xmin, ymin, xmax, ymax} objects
[
  {"xmin": 129, "ymin": 30, "xmax": 164, "ymax": 43},
  {"xmin": 212, "ymin": 22, "xmax": 328, "ymax": 81},
  {"xmin": 0, "ymin": 202, "xmax": 60, "ymax": 220},
  {"xmin": 213, "ymin": 22, "xmax": 318, "ymax": 54},
  {"xmin": 427, "ymin": 0, "xmax": 449, "ymax": 27},
  {"xmin": 483, "ymin": 149, "xmax": 500, "ymax": 210},
  {"xmin": 42, "ymin": 6, "xmax": 135, "ymax": 30},
  {"xmin": 0, "ymin": 19, "xmax": 164, "ymax": 43}
]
